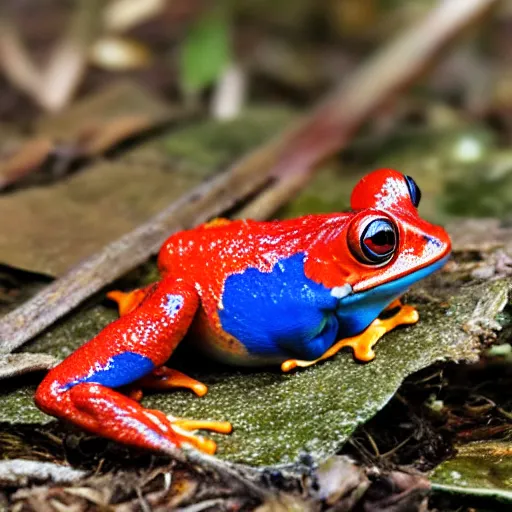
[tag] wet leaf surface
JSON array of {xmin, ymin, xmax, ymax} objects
[
  {"xmin": 430, "ymin": 441, "xmax": 512, "ymax": 504},
  {"xmin": 2, "ymin": 272, "xmax": 508, "ymax": 466}
]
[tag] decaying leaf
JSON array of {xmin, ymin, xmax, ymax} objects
[
  {"xmin": 0, "ymin": 353, "xmax": 59, "ymax": 380},
  {"xmin": 430, "ymin": 441, "xmax": 512, "ymax": 504}
]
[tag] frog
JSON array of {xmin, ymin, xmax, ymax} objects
[{"xmin": 35, "ymin": 168, "xmax": 451, "ymax": 456}]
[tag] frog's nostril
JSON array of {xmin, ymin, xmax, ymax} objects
[{"xmin": 423, "ymin": 235, "xmax": 443, "ymax": 248}]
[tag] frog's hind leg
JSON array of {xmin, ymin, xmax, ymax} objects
[
  {"xmin": 109, "ymin": 285, "xmax": 208, "ymax": 398},
  {"xmin": 282, "ymin": 302, "xmax": 418, "ymax": 371},
  {"xmin": 63, "ymin": 383, "xmax": 223, "ymax": 454},
  {"xmin": 35, "ymin": 278, "xmax": 232, "ymax": 455}
]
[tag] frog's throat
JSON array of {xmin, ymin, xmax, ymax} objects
[{"xmin": 339, "ymin": 253, "xmax": 450, "ymax": 309}]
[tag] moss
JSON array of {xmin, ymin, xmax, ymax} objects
[{"xmin": 164, "ymin": 107, "xmax": 297, "ymax": 176}]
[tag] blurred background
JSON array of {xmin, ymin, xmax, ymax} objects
[
  {"xmin": 0, "ymin": 0, "xmax": 510, "ymax": 226},
  {"xmin": 1, "ymin": 3, "xmax": 512, "ymax": 509}
]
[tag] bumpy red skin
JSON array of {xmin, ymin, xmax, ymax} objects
[{"xmin": 35, "ymin": 168, "xmax": 451, "ymax": 454}]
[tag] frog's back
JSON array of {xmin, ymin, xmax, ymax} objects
[
  {"xmin": 157, "ymin": 215, "xmax": 347, "ymax": 365},
  {"xmin": 157, "ymin": 215, "xmax": 342, "ymax": 283}
]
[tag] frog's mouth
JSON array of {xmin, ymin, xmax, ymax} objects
[{"xmin": 335, "ymin": 254, "xmax": 450, "ymax": 338}]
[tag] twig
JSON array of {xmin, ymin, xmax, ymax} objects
[
  {"xmin": 0, "ymin": 353, "xmax": 59, "ymax": 379},
  {"xmin": 0, "ymin": 460, "xmax": 87, "ymax": 486},
  {"xmin": 0, "ymin": 0, "xmax": 497, "ymax": 353}
]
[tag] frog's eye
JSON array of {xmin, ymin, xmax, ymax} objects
[
  {"xmin": 349, "ymin": 218, "xmax": 398, "ymax": 264},
  {"xmin": 405, "ymin": 175, "xmax": 421, "ymax": 208}
]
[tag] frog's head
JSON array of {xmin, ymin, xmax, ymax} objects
[{"xmin": 343, "ymin": 168, "xmax": 451, "ymax": 293}]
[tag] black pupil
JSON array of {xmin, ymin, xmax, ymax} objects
[
  {"xmin": 362, "ymin": 220, "xmax": 396, "ymax": 261},
  {"xmin": 405, "ymin": 175, "xmax": 421, "ymax": 208}
]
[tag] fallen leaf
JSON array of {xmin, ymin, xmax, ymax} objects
[
  {"xmin": 0, "ymin": 353, "xmax": 59, "ymax": 380},
  {"xmin": 430, "ymin": 441, "xmax": 512, "ymax": 504},
  {"xmin": 1, "ymin": 273, "xmax": 508, "ymax": 466}
]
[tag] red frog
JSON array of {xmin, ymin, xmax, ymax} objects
[{"xmin": 35, "ymin": 169, "xmax": 451, "ymax": 455}]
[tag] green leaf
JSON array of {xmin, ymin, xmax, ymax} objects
[
  {"xmin": 4, "ymin": 277, "xmax": 509, "ymax": 466},
  {"xmin": 180, "ymin": 8, "xmax": 231, "ymax": 96},
  {"xmin": 430, "ymin": 441, "xmax": 512, "ymax": 505}
]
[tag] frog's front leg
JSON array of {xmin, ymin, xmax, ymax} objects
[
  {"xmin": 281, "ymin": 300, "xmax": 418, "ymax": 372},
  {"xmin": 35, "ymin": 278, "xmax": 231, "ymax": 455},
  {"xmin": 108, "ymin": 285, "xmax": 208, "ymax": 398}
]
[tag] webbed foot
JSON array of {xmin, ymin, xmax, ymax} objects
[
  {"xmin": 281, "ymin": 301, "xmax": 419, "ymax": 371},
  {"xmin": 107, "ymin": 287, "xmax": 153, "ymax": 316},
  {"xmin": 127, "ymin": 366, "xmax": 208, "ymax": 401}
]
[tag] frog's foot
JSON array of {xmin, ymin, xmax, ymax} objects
[
  {"xmin": 123, "ymin": 367, "xmax": 208, "ymax": 402},
  {"xmin": 36, "ymin": 382, "xmax": 230, "ymax": 455},
  {"xmin": 281, "ymin": 304, "xmax": 419, "ymax": 371},
  {"xmin": 138, "ymin": 366, "xmax": 208, "ymax": 397},
  {"xmin": 143, "ymin": 409, "xmax": 232, "ymax": 454},
  {"xmin": 107, "ymin": 285, "xmax": 154, "ymax": 316}
]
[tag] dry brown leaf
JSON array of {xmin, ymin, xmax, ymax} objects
[
  {"xmin": 0, "ymin": 157, "xmax": 201, "ymax": 276},
  {"xmin": 0, "ymin": 353, "xmax": 58, "ymax": 380},
  {"xmin": 36, "ymin": 81, "xmax": 174, "ymax": 143}
]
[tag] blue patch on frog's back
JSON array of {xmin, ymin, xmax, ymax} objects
[
  {"xmin": 219, "ymin": 253, "xmax": 338, "ymax": 359},
  {"xmin": 219, "ymin": 252, "xmax": 450, "ymax": 361}
]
